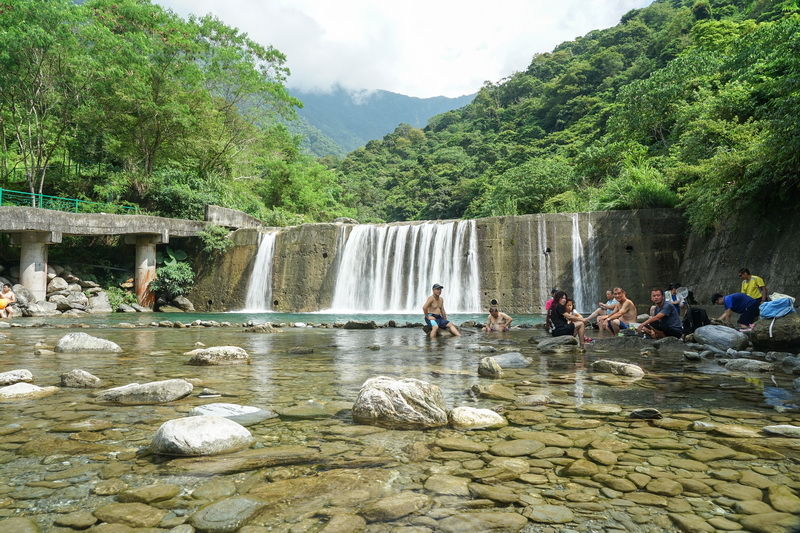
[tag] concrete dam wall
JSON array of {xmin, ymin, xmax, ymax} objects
[{"xmin": 191, "ymin": 208, "xmax": 688, "ymax": 314}]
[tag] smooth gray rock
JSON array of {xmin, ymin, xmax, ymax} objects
[
  {"xmin": 95, "ymin": 378, "xmax": 193, "ymax": 404},
  {"xmin": 60, "ymin": 369, "xmax": 102, "ymax": 388},
  {"xmin": 54, "ymin": 332, "xmax": 122, "ymax": 353},
  {"xmin": 352, "ymin": 376, "xmax": 448, "ymax": 429},
  {"xmin": 694, "ymin": 325, "xmax": 750, "ymax": 351},
  {"xmin": 343, "ymin": 320, "xmax": 378, "ymax": 329},
  {"xmin": 22, "ymin": 301, "xmax": 60, "ymax": 317},
  {"xmin": 0, "ymin": 369, "xmax": 33, "ymax": 386},
  {"xmin": 185, "ymin": 346, "xmax": 250, "ymax": 365},
  {"xmin": 152, "ymin": 415, "xmax": 253, "ymax": 456},
  {"xmin": 536, "ymin": 336, "xmax": 577, "ymax": 350},
  {"xmin": 724, "ymin": 359, "xmax": 775, "ymax": 373},
  {"xmin": 190, "ymin": 496, "xmax": 266, "ymax": 532},
  {"xmin": 171, "ymin": 295, "xmax": 195, "ymax": 312},
  {"xmin": 478, "ymin": 357, "xmax": 503, "ymax": 377},
  {"xmin": 86, "ymin": 292, "xmax": 113, "ymax": 314},
  {"xmin": 491, "ymin": 351, "xmax": 530, "ymax": 368},
  {"xmin": 752, "ymin": 313, "xmax": 800, "ymax": 352},
  {"xmin": 11, "ymin": 284, "xmax": 36, "ymax": 306},
  {"xmin": 448, "ymin": 406, "xmax": 507, "ymax": 430},
  {"xmin": 46, "ymin": 277, "xmax": 69, "ymax": 293},
  {"xmin": 592, "ymin": 359, "xmax": 645, "ymax": 379},
  {"xmin": 188, "ymin": 403, "xmax": 278, "ymax": 427}
]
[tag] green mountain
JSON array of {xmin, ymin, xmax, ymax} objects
[
  {"xmin": 331, "ymin": 0, "xmax": 800, "ymax": 230},
  {"xmin": 289, "ymin": 87, "xmax": 476, "ymax": 157}
]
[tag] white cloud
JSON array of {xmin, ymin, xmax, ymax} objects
[{"xmin": 155, "ymin": 0, "xmax": 654, "ymax": 98}]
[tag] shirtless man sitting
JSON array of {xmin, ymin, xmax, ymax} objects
[
  {"xmin": 597, "ymin": 287, "xmax": 637, "ymax": 335},
  {"xmin": 483, "ymin": 307, "xmax": 513, "ymax": 332},
  {"xmin": 0, "ymin": 283, "xmax": 16, "ymax": 318},
  {"xmin": 422, "ymin": 284, "xmax": 461, "ymax": 339}
]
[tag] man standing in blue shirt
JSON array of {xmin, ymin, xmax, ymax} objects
[
  {"xmin": 637, "ymin": 288, "xmax": 684, "ymax": 339},
  {"xmin": 711, "ymin": 292, "xmax": 760, "ymax": 327}
]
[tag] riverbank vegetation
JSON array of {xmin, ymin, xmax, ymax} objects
[{"xmin": 1, "ymin": 0, "xmax": 798, "ymax": 233}]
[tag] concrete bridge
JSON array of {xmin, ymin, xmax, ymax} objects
[{"xmin": 0, "ymin": 205, "xmax": 263, "ymax": 306}]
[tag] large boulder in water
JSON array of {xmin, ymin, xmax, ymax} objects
[
  {"xmin": 60, "ymin": 369, "xmax": 102, "ymax": 388},
  {"xmin": 55, "ymin": 332, "xmax": 122, "ymax": 353},
  {"xmin": 185, "ymin": 346, "xmax": 250, "ymax": 365},
  {"xmin": 448, "ymin": 406, "xmax": 507, "ymax": 430},
  {"xmin": 352, "ymin": 376, "xmax": 448, "ymax": 429},
  {"xmin": 0, "ymin": 383, "xmax": 59, "ymax": 399},
  {"xmin": 592, "ymin": 360, "xmax": 645, "ymax": 379},
  {"xmin": 95, "ymin": 378, "xmax": 193, "ymax": 404},
  {"xmin": 0, "ymin": 369, "xmax": 33, "ymax": 386},
  {"xmin": 751, "ymin": 313, "xmax": 800, "ymax": 352},
  {"xmin": 491, "ymin": 352, "xmax": 530, "ymax": 368},
  {"xmin": 151, "ymin": 415, "xmax": 253, "ymax": 456},
  {"xmin": 693, "ymin": 325, "xmax": 749, "ymax": 351}
]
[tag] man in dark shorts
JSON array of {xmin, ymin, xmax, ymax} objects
[
  {"xmin": 422, "ymin": 284, "xmax": 461, "ymax": 339},
  {"xmin": 637, "ymin": 288, "xmax": 683, "ymax": 339},
  {"xmin": 711, "ymin": 292, "xmax": 760, "ymax": 328}
]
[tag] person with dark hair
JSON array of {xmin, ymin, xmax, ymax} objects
[
  {"xmin": 711, "ymin": 291, "xmax": 760, "ymax": 328},
  {"xmin": 597, "ymin": 287, "xmax": 638, "ymax": 335},
  {"xmin": 638, "ymin": 288, "xmax": 683, "ymax": 339},
  {"xmin": 544, "ymin": 288, "xmax": 558, "ymax": 312},
  {"xmin": 739, "ymin": 268, "xmax": 768, "ymax": 303},
  {"xmin": 0, "ymin": 283, "xmax": 15, "ymax": 318},
  {"xmin": 547, "ymin": 291, "xmax": 589, "ymax": 348},
  {"xmin": 422, "ymin": 284, "xmax": 461, "ymax": 339},
  {"xmin": 484, "ymin": 307, "xmax": 513, "ymax": 332},
  {"xmin": 665, "ymin": 283, "xmax": 686, "ymax": 309}
]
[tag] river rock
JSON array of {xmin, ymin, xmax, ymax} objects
[
  {"xmin": 0, "ymin": 382, "xmax": 59, "ymax": 399},
  {"xmin": 0, "ymin": 517, "xmax": 43, "ymax": 533},
  {"xmin": 185, "ymin": 345, "xmax": 250, "ymax": 365},
  {"xmin": 694, "ymin": 325, "xmax": 750, "ymax": 351},
  {"xmin": 151, "ymin": 415, "xmax": 253, "ymax": 456},
  {"xmin": 47, "ymin": 276, "xmax": 69, "ymax": 293},
  {"xmin": 592, "ymin": 359, "xmax": 645, "ymax": 378},
  {"xmin": 724, "ymin": 359, "xmax": 775, "ymax": 373},
  {"xmin": 22, "ymin": 301, "xmax": 60, "ymax": 317},
  {"xmin": 54, "ymin": 332, "xmax": 122, "ymax": 353},
  {"xmin": 171, "ymin": 295, "xmax": 195, "ymax": 312},
  {"xmin": 536, "ymin": 335, "xmax": 580, "ymax": 351},
  {"xmin": 491, "ymin": 351, "xmax": 530, "ymax": 367},
  {"xmin": 438, "ymin": 511, "xmax": 528, "ymax": 533},
  {"xmin": 86, "ymin": 292, "xmax": 113, "ymax": 314},
  {"xmin": 352, "ymin": 376, "xmax": 448, "ymax": 429},
  {"xmin": 95, "ymin": 378, "xmax": 193, "ymax": 404},
  {"xmin": 522, "ymin": 504, "xmax": 575, "ymax": 524},
  {"xmin": 343, "ymin": 320, "xmax": 378, "ymax": 329},
  {"xmin": 93, "ymin": 502, "xmax": 168, "ymax": 528},
  {"xmin": 190, "ymin": 496, "xmax": 266, "ymax": 531},
  {"xmin": 471, "ymin": 383, "xmax": 517, "ymax": 401},
  {"xmin": 478, "ymin": 356, "xmax": 503, "ymax": 377},
  {"xmin": 60, "ymin": 369, "xmax": 102, "ymax": 388},
  {"xmin": 360, "ymin": 491, "xmax": 432, "ymax": 522},
  {"xmin": 0, "ymin": 369, "xmax": 33, "ymax": 386},
  {"xmin": 448, "ymin": 406, "xmax": 507, "ymax": 430},
  {"xmin": 762, "ymin": 425, "xmax": 800, "ymax": 438},
  {"xmin": 752, "ymin": 313, "xmax": 800, "ymax": 352},
  {"xmin": 189, "ymin": 402, "xmax": 279, "ymax": 426},
  {"xmin": 11, "ymin": 284, "xmax": 35, "ymax": 306}
]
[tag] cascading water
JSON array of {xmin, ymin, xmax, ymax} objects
[
  {"xmin": 570, "ymin": 213, "xmax": 591, "ymax": 313},
  {"xmin": 242, "ymin": 231, "xmax": 278, "ymax": 312},
  {"xmin": 536, "ymin": 215, "xmax": 551, "ymax": 313},
  {"xmin": 329, "ymin": 220, "xmax": 480, "ymax": 313}
]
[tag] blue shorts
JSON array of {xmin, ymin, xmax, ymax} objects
[
  {"xmin": 619, "ymin": 321, "xmax": 639, "ymax": 330},
  {"xmin": 426, "ymin": 314, "xmax": 450, "ymax": 328}
]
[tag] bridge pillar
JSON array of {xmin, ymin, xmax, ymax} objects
[
  {"xmin": 131, "ymin": 235, "xmax": 164, "ymax": 309},
  {"xmin": 14, "ymin": 231, "xmax": 62, "ymax": 302}
]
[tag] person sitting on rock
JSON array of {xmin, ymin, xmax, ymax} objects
[
  {"xmin": 547, "ymin": 291, "xmax": 589, "ymax": 348},
  {"xmin": 0, "ymin": 283, "xmax": 16, "ymax": 318},
  {"xmin": 711, "ymin": 292, "xmax": 760, "ymax": 329},
  {"xmin": 483, "ymin": 307, "xmax": 513, "ymax": 332},
  {"xmin": 422, "ymin": 284, "xmax": 461, "ymax": 339},
  {"xmin": 597, "ymin": 287, "xmax": 638, "ymax": 335},
  {"xmin": 637, "ymin": 288, "xmax": 684, "ymax": 339},
  {"xmin": 584, "ymin": 289, "xmax": 617, "ymax": 327}
]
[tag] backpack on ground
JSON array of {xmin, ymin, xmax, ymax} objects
[
  {"xmin": 759, "ymin": 297, "xmax": 796, "ymax": 319},
  {"xmin": 683, "ymin": 307, "xmax": 710, "ymax": 334}
]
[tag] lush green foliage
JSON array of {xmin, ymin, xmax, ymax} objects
[
  {"xmin": 197, "ymin": 224, "xmax": 233, "ymax": 255},
  {"xmin": 0, "ymin": 0, "xmax": 351, "ymax": 224},
  {"xmin": 105, "ymin": 286, "xmax": 137, "ymax": 311},
  {"xmin": 150, "ymin": 261, "xmax": 194, "ymax": 300},
  {"xmin": 331, "ymin": 0, "xmax": 800, "ymax": 231}
]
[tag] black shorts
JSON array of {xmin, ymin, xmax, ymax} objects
[
  {"xmin": 651, "ymin": 322, "xmax": 683, "ymax": 338},
  {"xmin": 552, "ymin": 324, "xmax": 575, "ymax": 337}
]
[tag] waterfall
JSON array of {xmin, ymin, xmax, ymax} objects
[
  {"xmin": 536, "ymin": 215, "xmax": 551, "ymax": 313},
  {"xmin": 243, "ymin": 231, "xmax": 278, "ymax": 311},
  {"xmin": 329, "ymin": 220, "xmax": 480, "ymax": 313},
  {"xmin": 586, "ymin": 214, "xmax": 601, "ymax": 311},
  {"xmin": 570, "ymin": 214, "xmax": 591, "ymax": 313}
]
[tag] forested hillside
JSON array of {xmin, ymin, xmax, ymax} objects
[
  {"xmin": 332, "ymin": 0, "xmax": 800, "ymax": 231},
  {"xmin": 289, "ymin": 87, "xmax": 476, "ymax": 157}
]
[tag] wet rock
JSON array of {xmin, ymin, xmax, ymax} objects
[
  {"xmin": 471, "ymin": 383, "xmax": 517, "ymax": 401},
  {"xmin": 190, "ymin": 496, "xmax": 266, "ymax": 532},
  {"xmin": 752, "ymin": 313, "xmax": 800, "ymax": 352},
  {"xmin": 118, "ymin": 483, "xmax": 181, "ymax": 504},
  {"xmin": 468, "ymin": 344, "xmax": 496, "ymax": 352},
  {"xmin": 319, "ymin": 514, "xmax": 367, "ymax": 533},
  {"xmin": 95, "ymin": 378, "xmax": 193, "ymax": 404},
  {"xmin": 522, "ymin": 504, "xmax": 575, "ymax": 524},
  {"xmin": 352, "ymin": 376, "xmax": 448, "ymax": 429},
  {"xmin": 162, "ymin": 445, "xmax": 321, "ymax": 475},
  {"xmin": 360, "ymin": 491, "xmax": 431, "ymax": 522},
  {"xmin": 93, "ymin": 502, "xmax": 168, "ymax": 528},
  {"xmin": 151, "ymin": 415, "xmax": 253, "ymax": 456},
  {"xmin": 0, "ymin": 382, "xmax": 59, "ymax": 399},
  {"xmin": 188, "ymin": 403, "xmax": 279, "ymax": 426},
  {"xmin": 185, "ymin": 345, "xmax": 250, "ymax": 365},
  {"xmin": 536, "ymin": 335, "xmax": 583, "ymax": 353},
  {"xmin": 243, "ymin": 323, "xmax": 281, "ymax": 333},
  {"xmin": 51, "ymin": 419, "xmax": 113, "ymax": 432},
  {"xmin": 448, "ymin": 406, "xmax": 507, "ymax": 430},
  {"xmin": 629, "ymin": 408, "xmax": 662, "ymax": 419},
  {"xmin": 591, "ymin": 359, "xmax": 645, "ymax": 379},
  {"xmin": 0, "ymin": 369, "xmax": 33, "ymax": 386},
  {"xmin": 277, "ymin": 400, "xmax": 346, "ymax": 419},
  {"xmin": 343, "ymin": 320, "xmax": 378, "ymax": 329},
  {"xmin": 762, "ymin": 424, "xmax": 800, "ymax": 438},
  {"xmin": 60, "ymin": 369, "xmax": 102, "ymax": 388},
  {"xmin": 490, "ymin": 439, "xmax": 545, "ymax": 457},
  {"xmin": 694, "ymin": 325, "xmax": 749, "ymax": 351},
  {"xmin": 478, "ymin": 356, "xmax": 503, "ymax": 377},
  {"xmin": 668, "ymin": 513, "xmax": 715, "ymax": 533},
  {"xmin": 646, "ymin": 478, "xmax": 683, "ymax": 496},
  {"xmin": 54, "ymin": 332, "xmax": 121, "ymax": 353},
  {"xmin": 505, "ymin": 410, "xmax": 547, "ymax": 425},
  {"xmin": 768, "ymin": 485, "xmax": 800, "ymax": 513},
  {"xmin": 738, "ymin": 512, "xmax": 800, "ymax": 533},
  {"xmin": 516, "ymin": 393, "xmax": 551, "ymax": 405},
  {"xmin": 579, "ymin": 403, "xmax": 622, "ymax": 415},
  {"xmin": 491, "ymin": 351, "xmax": 530, "ymax": 367},
  {"xmin": 17, "ymin": 436, "xmax": 116, "ymax": 456},
  {"xmin": 53, "ymin": 511, "xmax": 97, "ymax": 529},
  {"xmin": 724, "ymin": 359, "xmax": 775, "ymax": 372},
  {"xmin": 423, "ymin": 474, "xmax": 470, "ymax": 496},
  {"xmin": 0, "ymin": 517, "xmax": 42, "ymax": 532},
  {"xmin": 561, "ymin": 459, "xmax": 599, "ymax": 477},
  {"xmin": 438, "ymin": 511, "xmax": 528, "ymax": 532},
  {"xmin": 469, "ymin": 483, "xmax": 519, "ymax": 503}
]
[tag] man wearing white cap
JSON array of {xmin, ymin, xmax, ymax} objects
[{"xmin": 422, "ymin": 284, "xmax": 461, "ymax": 339}]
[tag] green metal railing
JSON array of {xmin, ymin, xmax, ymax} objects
[{"xmin": 0, "ymin": 188, "xmax": 138, "ymax": 214}]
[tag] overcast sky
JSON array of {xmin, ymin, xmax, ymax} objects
[{"xmin": 156, "ymin": 0, "xmax": 654, "ymax": 98}]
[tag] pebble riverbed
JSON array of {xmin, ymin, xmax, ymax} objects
[{"xmin": 0, "ymin": 320, "xmax": 799, "ymax": 533}]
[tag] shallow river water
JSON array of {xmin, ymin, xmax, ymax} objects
[{"xmin": 1, "ymin": 314, "xmax": 799, "ymax": 532}]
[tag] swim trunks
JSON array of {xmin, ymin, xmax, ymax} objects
[{"xmin": 426, "ymin": 314, "xmax": 450, "ymax": 328}]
